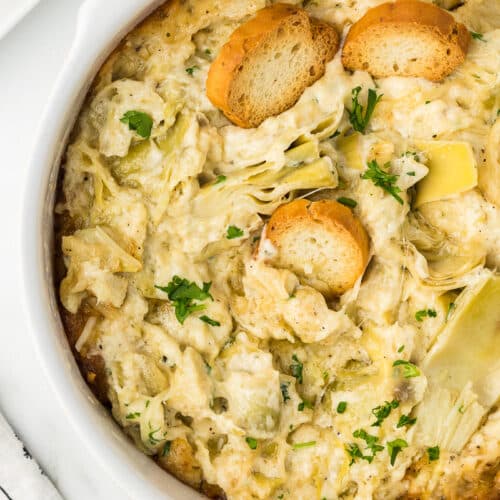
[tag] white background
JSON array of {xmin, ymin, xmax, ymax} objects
[{"xmin": 0, "ymin": 1, "xmax": 131, "ymax": 498}]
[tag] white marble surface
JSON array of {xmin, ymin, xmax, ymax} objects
[{"xmin": 0, "ymin": 1, "xmax": 131, "ymax": 498}]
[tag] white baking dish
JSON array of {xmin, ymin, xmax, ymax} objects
[{"xmin": 22, "ymin": 1, "xmax": 203, "ymax": 498}]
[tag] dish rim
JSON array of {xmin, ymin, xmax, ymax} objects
[{"xmin": 21, "ymin": 1, "xmax": 203, "ymax": 498}]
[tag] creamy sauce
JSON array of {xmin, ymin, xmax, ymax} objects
[{"xmin": 57, "ymin": 1, "xmax": 500, "ymax": 498}]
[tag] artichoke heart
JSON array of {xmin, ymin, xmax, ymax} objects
[
  {"xmin": 413, "ymin": 272, "xmax": 500, "ymax": 452},
  {"xmin": 414, "ymin": 141, "xmax": 477, "ymax": 208}
]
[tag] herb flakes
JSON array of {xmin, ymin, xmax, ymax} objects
[
  {"xmin": 155, "ymin": 276, "xmax": 213, "ymax": 324},
  {"xmin": 348, "ymin": 87, "xmax": 382, "ymax": 133},
  {"xmin": 361, "ymin": 160, "xmax": 404, "ymax": 204}
]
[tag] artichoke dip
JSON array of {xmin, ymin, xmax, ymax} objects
[{"xmin": 55, "ymin": 0, "xmax": 500, "ymax": 498}]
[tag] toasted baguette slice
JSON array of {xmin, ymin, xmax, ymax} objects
[
  {"xmin": 266, "ymin": 199, "xmax": 370, "ymax": 296},
  {"xmin": 206, "ymin": 4, "xmax": 339, "ymax": 128},
  {"xmin": 342, "ymin": 0, "xmax": 470, "ymax": 82}
]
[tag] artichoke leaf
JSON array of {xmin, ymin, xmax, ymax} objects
[
  {"xmin": 479, "ymin": 118, "xmax": 500, "ymax": 206},
  {"xmin": 413, "ymin": 272, "xmax": 500, "ymax": 452}
]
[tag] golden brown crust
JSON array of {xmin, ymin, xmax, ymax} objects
[
  {"xmin": 206, "ymin": 4, "xmax": 339, "ymax": 128},
  {"xmin": 156, "ymin": 438, "xmax": 225, "ymax": 499},
  {"xmin": 342, "ymin": 0, "xmax": 470, "ymax": 81},
  {"xmin": 405, "ymin": 452, "xmax": 500, "ymax": 499},
  {"xmin": 266, "ymin": 199, "xmax": 370, "ymax": 295}
]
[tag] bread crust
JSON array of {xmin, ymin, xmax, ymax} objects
[
  {"xmin": 342, "ymin": 0, "xmax": 470, "ymax": 81},
  {"xmin": 206, "ymin": 4, "xmax": 339, "ymax": 128},
  {"xmin": 266, "ymin": 199, "xmax": 370, "ymax": 295}
]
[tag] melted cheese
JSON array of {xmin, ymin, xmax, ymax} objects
[{"xmin": 57, "ymin": 1, "xmax": 500, "ymax": 498}]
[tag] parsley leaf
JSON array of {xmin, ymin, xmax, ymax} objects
[
  {"xmin": 446, "ymin": 302, "xmax": 456, "ymax": 322},
  {"xmin": 186, "ymin": 65, "xmax": 200, "ymax": 75},
  {"xmin": 415, "ymin": 308, "xmax": 437, "ymax": 321},
  {"xmin": 125, "ymin": 412, "xmax": 141, "ymax": 420},
  {"xmin": 292, "ymin": 441, "xmax": 316, "ymax": 450},
  {"xmin": 199, "ymin": 315, "xmax": 220, "ymax": 327},
  {"xmin": 148, "ymin": 428, "xmax": 161, "ymax": 446},
  {"xmin": 337, "ymin": 401, "xmax": 347, "ymax": 414},
  {"xmin": 348, "ymin": 87, "xmax": 382, "ymax": 133},
  {"xmin": 215, "ymin": 175, "xmax": 227, "ymax": 184},
  {"xmin": 371, "ymin": 400, "xmax": 399, "ymax": 427},
  {"xmin": 246, "ymin": 437, "xmax": 258, "ymax": 450},
  {"xmin": 397, "ymin": 414, "xmax": 417, "ymax": 428},
  {"xmin": 226, "ymin": 225, "xmax": 244, "ymax": 239},
  {"xmin": 361, "ymin": 160, "xmax": 404, "ymax": 204},
  {"xmin": 290, "ymin": 354, "xmax": 304, "ymax": 384},
  {"xmin": 298, "ymin": 400, "xmax": 313, "ymax": 411},
  {"xmin": 387, "ymin": 438, "xmax": 408, "ymax": 466},
  {"xmin": 337, "ymin": 197, "xmax": 358, "ymax": 208},
  {"xmin": 120, "ymin": 110, "xmax": 153, "ymax": 139},
  {"xmin": 352, "ymin": 429, "xmax": 384, "ymax": 463},
  {"xmin": 427, "ymin": 445, "xmax": 440, "ymax": 461},
  {"xmin": 397, "ymin": 345, "xmax": 405, "ymax": 353},
  {"xmin": 155, "ymin": 276, "xmax": 213, "ymax": 324},
  {"xmin": 280, "ymin": 382, "xmax": 290, "ymax": 403},
  {"xmin": 161, "ymin": 440, "xmax": 172, "ymax": 457},
  {"xmin": 471, "ymin": 31, "xmax": 485, "ymax": 42},
  {"xmin": 346, "ymin": 442, "xmax": 364, "ymax": 465},
  {"xmin": 393, "ymin": 360, "xmax": 420, "ymax": 378}
]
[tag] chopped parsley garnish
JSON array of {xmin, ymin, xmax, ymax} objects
[
  {"xmin": 245, "ymin": 437, "xmax": 258, "ymax": 450},
  {"xmin": 446, "ymin": 302, "xmax": 456, "ymax": 322},
  {"xmin": 427, "ymin": 445, "xmax": 440, "ymax": 461},
  {"xmin": 458, "ymin": 404, "xmax": 465, "ymax": 414},
  {"xmin": 290, "ymin": 354, "xmax": 304, "ymax": 384},
  {"xmin": 280, "ymin": 382, "xmax": 290, "ymax": 403},
  {"xmin": 346, "ymin": 442, "xmax": 364, "ymax": 465},
  {"xmin": 407, "ymin": 171, "xmax": 416, "ymax": 176},
  {"xmin": 120, "ymin": 110, "xmax": 153, "ymax": 139},
  {"xmin": 371, "ymin": 400, "xmax": 399, "ymax": 427},
  {"xmin": 348, "ymin": 87, "xmax": 382, "ymax": 133},
  {"xmin": 361, "ymin": 160, "xmax": 404, "ymax": 204},
  {"xmin": 387, "ymin": 438, "xmax": 408, "ymax": 466},
  {"xmin": 298, "ymin": 400, "xmax": 313, "ymax": 411},
  {"xmin": 397, "ymin": 414, "xmax": 417, "ymax": 428},
  {"xmin": 155, "ymin": 276, "xmax": 213, "ymax": 324},
  {"xmin": 186, "ymin": 65, "xmax": 200, "ymax": 75},
  {"xmin": 415, "ymin": 308, "xmax": 437, "ymax": 321},
  {"xmin": 215, "ymin": 175, "xmax": 227, "ymax": 184},
  {"xmin": 337, "ymin": 197, "xmax": 358, "ymax": 208},
  {"xmin": 125, "ymin": 412, "xmax": 141, "ymax": 420},
  {"xmin": 393, "ymin": 360, "xmax": 420, "ymax": 378},
  {"xmin": 397, "ymin": 345, "xmax": 405, "ymax": 353},
  {"xmin": 161, "ymin": 440, "xmax": 172, "ymax": 457},
  {"xmin": 471, "ymin": 31, "xmax": 485, "ymax": 42},
  {"xmin": 200, "ymin": 315, "xmax": 220, "ymax": 327},
  {"xmin": 403, "ymin": 151, "xmax": 420, "ymax": 160},
  {"xmin": 350, "ymin": 429, "xmax": 384, "ymax": 463},
  {"xmin": 226, "ymin": 225, "xmax": 244, "ymax": 239},
  {"xmin": 292, "ymin": 441, "xmax": 316, "ymax": 450},
  {"xmin": 203, "ymin": 359, "xmax": 212, "ymax": 374},
  {"xmin": 148, "ymin": 428, "xmax": 161, "ymax": 446},
  {"xmin": 337, "ymin": 401, "xmax": 347, "ymax": 414},
  {"xmin": 205, "ymin": 48, "xmax": 212, "ymax": 55}
]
